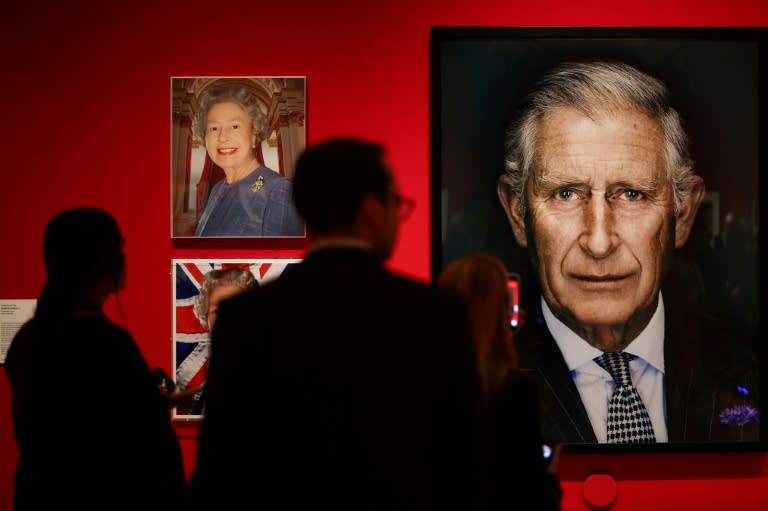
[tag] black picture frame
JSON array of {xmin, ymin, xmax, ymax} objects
[{"xmin": 430, "ymin": 26, "xmax": 765, "ymax": 452}]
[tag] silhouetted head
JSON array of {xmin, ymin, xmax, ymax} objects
[
  {"xmin": 293, "ymin": 138, "xmax": 412, "ymax": 260},
  {"xmin": 43, "ymin": 208, "xmax": 125, "ymax": 292}
]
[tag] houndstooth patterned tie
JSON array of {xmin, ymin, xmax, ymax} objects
[{"xmin": 595, "ymin": 352, "xmax": 656, "ymax": 444}]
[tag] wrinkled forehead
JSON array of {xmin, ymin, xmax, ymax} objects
[
  {"xmin": 532, "ymin": 106, "xmax": 666, "ymax": 179},
  {"xmin": 536, "ymin": 104, "xmax": 664, "ymax": 143}
]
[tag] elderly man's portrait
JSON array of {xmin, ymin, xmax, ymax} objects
[
  {"xmin": 171, "ymin": 77, "xmax": 306, "ymax": 238},
  {"xmin": 433, "ymin": 28, "xmax": 762, "ymax": 448},
  {"xmin": 172, "ymin": 259, "xmax": 300, "ymax": 419}
]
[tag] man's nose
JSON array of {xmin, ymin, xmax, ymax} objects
[{"xmin": 578, "ymin": 196, "xmax": 618, "ymax": 258}]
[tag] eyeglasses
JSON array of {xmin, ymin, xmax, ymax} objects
[{"xmin": 392, "ymin": 193, "xmax": 415, "ymax": 221}]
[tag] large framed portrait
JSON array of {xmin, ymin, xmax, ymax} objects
[
  {"xmin": 431, "ymin": 27, "xmax": 765, "ymax": 451},
  {"xmin": 171, "ymin": 77, "xmax": 306, "ymax": 238},
  {"xmin": 171, "ymin": 258, "xmax": 301, "ymax": 420}
]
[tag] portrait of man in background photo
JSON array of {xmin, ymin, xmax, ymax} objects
[{"xmin": 435, "ymin": 30, "xmax": 761, "ymax": 447}]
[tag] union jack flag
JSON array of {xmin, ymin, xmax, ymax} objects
[{"xmin": 172, "ymin": 259, "xmax": 301, "ymax": 419}]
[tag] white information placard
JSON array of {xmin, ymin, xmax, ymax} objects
[{"xmin": 0, "ymin": 299, "xmax": 36, "ymax": 363}]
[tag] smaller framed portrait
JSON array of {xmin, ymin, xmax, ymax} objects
[
  {"xmin": 171, "ymin": 258, "xmax": 301, "ymax": 420},
  {"xmin": 171, "ymin": 77, "xmax": 306, "ymax": 238}
]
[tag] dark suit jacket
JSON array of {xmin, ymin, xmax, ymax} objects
[
  {"xmin": 488, "ymin": 370, "xmax": 562, "ymax": 511},
  {"xmin": 189, "ymin": 247, "xmax": 485, "ymax": 510},
  {"xmin": 515, "ymin": 277, "xmax": 760, "ymax": 446}
]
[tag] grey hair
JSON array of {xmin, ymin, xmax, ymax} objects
[
  {"xmin": 192, "ymin": 85, "xmax": 269, "ymax": 147},
  {"xmin": 193, "ymin": 267, "xmax": 258, "ymax": 328},
  {"xmin": 502, "ymin": 61, "xmax": 696, "ymax": 216}
]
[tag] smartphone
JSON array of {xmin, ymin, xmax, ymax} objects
[{"xmin": 507, "ymin": 272, "xmax": 521, "ymax": 329}]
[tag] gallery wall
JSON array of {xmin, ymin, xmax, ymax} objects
[{"xmin": 0, "ymin": 1, "xmax": 766, "ymax": 509}]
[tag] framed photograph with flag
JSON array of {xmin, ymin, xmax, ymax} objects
[{"xmin": 172, "ymin": 258, "xmax": 301, "ymax": 420}]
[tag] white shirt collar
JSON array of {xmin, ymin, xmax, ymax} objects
[{"xmin": 542, "ymin": 293, "xmax": 665, "ymax": 373}]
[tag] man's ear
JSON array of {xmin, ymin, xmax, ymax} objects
[
  {"xmin": 674, "ymin": 175, "xmax": 705, "ymax": 249},
  {"xmin": 497, "ymin": 176, "xmax": 528, "ymax": 248},
  {"xmin": 357, "ymin": 193, "xmax": 385, "ymax": 238}
]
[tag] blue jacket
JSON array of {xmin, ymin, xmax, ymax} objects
[{"xmin": 195, "ymin": 166, "xmax": 304, "ymax": 237}]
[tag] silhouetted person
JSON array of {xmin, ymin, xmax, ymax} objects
[
  {"xmin": 189, "ymin": 138, "xmax": 485, "ymax": 510},
  {"xmin": 5, "ymin": 208, "xmax": 185, "ymax": 510},
  {"xmin": 438, "ymin": 254, "xmax": 562, "ymax": 511}
]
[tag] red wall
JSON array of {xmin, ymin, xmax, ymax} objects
[{"xmin": 1, "ymin": 1, "xmax": 766, "ymax": 509}]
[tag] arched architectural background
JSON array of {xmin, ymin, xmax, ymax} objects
[{"xmin": 171, "ymin": 77, "xmax": 306, "ymax": 237}]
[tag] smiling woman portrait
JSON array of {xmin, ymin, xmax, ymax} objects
[{"xmin": 171, "ymin": 77, "xmax": 306, "ymax": 238}]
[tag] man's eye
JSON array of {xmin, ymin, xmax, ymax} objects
[
  {"xmin": 232, "ymin": 124, "xmax": 239, "ymax": 129},
  {"xmin": 556, "ymin": 189, "xmax": 576, "ymax": 201},
  {"xmin": 208, "ymin": 126, "xmax": 218, "ymax": 133},
  {"xmin": 622, "ymin": 189, "xmax": 644, "ymax": 201}
]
